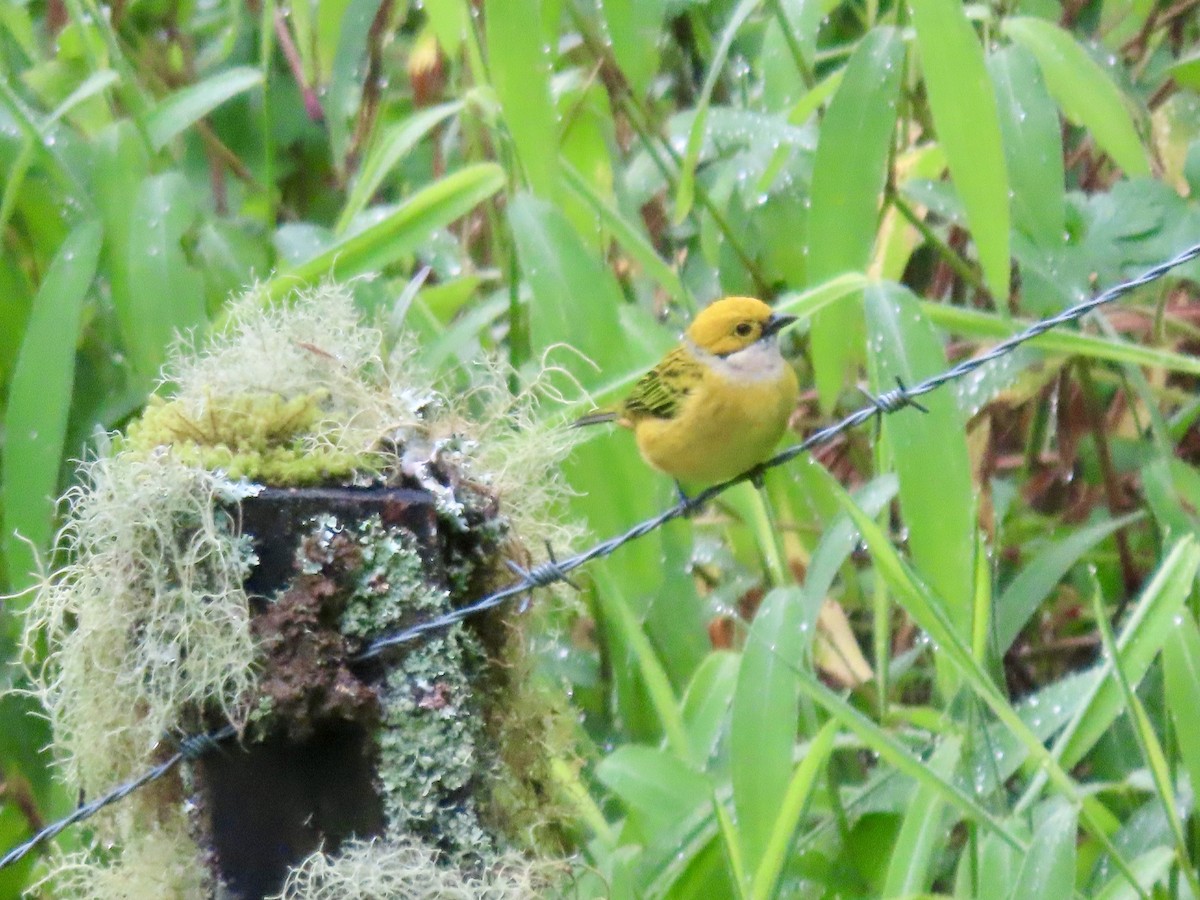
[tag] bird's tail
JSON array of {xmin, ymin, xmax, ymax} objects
[{"xmin": 572, "ymin": 410, "xmax": 618, "ymax": 428}]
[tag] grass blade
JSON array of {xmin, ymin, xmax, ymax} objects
[
  {"xmin": 1008, "ymin": 799, "xmax": 1077, "ymax": 900},
  {"xmin": 908, "ymin": 0, "xmax": 1010, "ymax": 298},
  {"xmin": 673, "ymin": 0, "xmax": 757, "ymax": 224},
  {"xmin": 807, "ymin": 26, "xmax": 902, "ymax": 407},
  {"xmin": 485, "ymin": 0, "xmax": 558, "ymax": 197},
  {"xmin": 1053, "ymin": 538, "xmax": 1200, "ymax": 771},
  {"xmin": 1163, "ymin": 612, "xmax": 1200, "ymax": 815},
  {"xmin": 995, "ymin": 512, "xmax": 1143, "ymax": 654},
  {"xmin": 145, "ymin": 66, "xmax": 263, "ymax": 151},
  {"xmin": 122, "ymin": 173, "xmax": 207, "ymax": 376},
  {"xmin": 866, "ymin": 282, "xmax": 975, "ymax": 651},
  {"xmin": 1003, "ymin": 17, "xmax": 1149, "ymax": 177},
  {"xmin": 262, "ymin": 163, "xmax": 505, "ymax": 301},
  {"xmin": 987, "ymin": 44, "xmax": 1065, "ymax": 249},
  {"xmin": 882, "ymin": 736, "xmax": 960, "ymax": 897},
  {"xmin": 748, "ymin": 720, "xmax": 838, "ymax": 900},
  {"xmin": 337, "ymin": 100, "xmax": 464, "ymax": 232},
  {"xmin": 731, "ymin": 587, "xmax": 804, "ymax": 872},
  {"xmin": 920, "ymin": 301, "xmax": 1200, "ymax": 376},
  {"xmin": 2, "ymin": 221, "xmax": 102, "ymax": 591}
]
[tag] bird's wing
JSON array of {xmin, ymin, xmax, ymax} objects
[{"xmin": 622, "ymin": 345, "xmax": 697, "ymax": 421}]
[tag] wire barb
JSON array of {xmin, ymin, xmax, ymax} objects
[
  {"xmin": 177, "ymin": 724, "xmax": 237, "ymax": 760},
  {"xmin": 862, "ymin": 377, "xmax": 929, "ymax": 417},
  {"xmin": 4, "ymin": 241, "xmax": 1199, "ymax": 872}
]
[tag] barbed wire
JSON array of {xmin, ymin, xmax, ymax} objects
[
  {"xmin": 0, "ymin": 724, "xmax": 236, "ymax": 871},
  {"xmin": 357, "ymin": 240, "xmax": 1200, "ymax": 658},
  {"xmin": 3, "ymin": 242, "xmax": 1199, "ymax": 872}
]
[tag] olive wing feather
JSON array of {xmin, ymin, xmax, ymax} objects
[{"xmin": 622, "ymin": 346, "xmax": 695, "ymax": 421}]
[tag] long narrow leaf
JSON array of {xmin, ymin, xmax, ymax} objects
[
  {"xmin": 866, "ymin": 282, "xmax": 975, "ymax": 652},
  {"xmin": 807, "ymin": 26, "xmax": 902, "ymax": 407},
  {"xmin": 146, "ymin": 67, "xmax": 263, "ymax": 150},
  {"xmin": 485, "ymin": 0, "xmax": 558, "ymax": 196},
  {"xmin": 2, "ymin": 221, "xmax": 102, "ymax": 591},
  {"xmin": 921, "ymin": 301, "xmax": 1200, "ymax": 376},
  {"xmin": 1008, "ymin": 799, "xmax": 1077, "ymax": 900},
  {"xmin": 1003, "ymin": 17, "xmax": 1149, "ymax": 177},
  {"xmin": 731, "ymin": 587, "xmax": 804, "ymax": 872},
  {"xmin": 673, "ymin": 0, "xmax": 758, "ymax": 223},
  {"xmin": 338, "ymin": 100, "xmax": 464, "ymax": 232},
  {"xmin": 262, "ymin": 163, "xmax": 504, "ymax": 301},
  {"xmin": 1163, "ymin": 613, "xmax": 1200, "ymax": 810},
  {"xmin": 882, "ymin": 736, "xmax": 960, "ymax": 897},
  {"xmin": 909, "ymin": 0, "xmax": 1010, "ymax": 298},
  {"xmin": 749, "ymin": 720, "xmax": 839, "ymax": 900}
]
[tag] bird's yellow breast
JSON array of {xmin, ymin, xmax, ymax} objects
[{"xmin": 632, "ymin": 361, "xmax": 798, "ymax": 487}]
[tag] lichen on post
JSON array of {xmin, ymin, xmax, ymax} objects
[{"xmin": 21, "ymin": 283, "xmax": 581, "ymax": 898}]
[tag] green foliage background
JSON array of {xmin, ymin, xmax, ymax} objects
[{"xmin": 4, "ymin": 0, "xmax": 1200, "ymax": 897}]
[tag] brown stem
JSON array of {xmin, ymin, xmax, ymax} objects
[
  {"xmin": 345, "ymin": 0, "xmax": 394, "ymax": 177},
  {"xmin": 274, "ymin": 8, "xmax": 324, "ymax": 122}
]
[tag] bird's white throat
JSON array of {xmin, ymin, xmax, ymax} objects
[{"xmin": 686, "ymin": 337, "xmax": 788, "ymax": 383}]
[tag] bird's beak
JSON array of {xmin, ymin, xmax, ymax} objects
[{"xmin": 763, "ymin": 312, "xmax": 798, "ymax": 338}]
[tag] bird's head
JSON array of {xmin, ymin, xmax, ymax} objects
[{"xmin": 685, "ymin": 296, "xmax": 797, "ymax": 357}]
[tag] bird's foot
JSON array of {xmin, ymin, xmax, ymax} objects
[{"xmin": 674, "ymin": 481, "xmax": 698, "ymax": 515}]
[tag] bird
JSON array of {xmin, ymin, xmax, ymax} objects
[{"xmin": 575, "ymin": 296, "xmax": 799, "ymax": 488}]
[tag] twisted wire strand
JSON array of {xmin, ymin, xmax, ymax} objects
[
  {"xmin": 0, "ymin": 724, "xmax": 237, "ymax": 871},
  {"xmin": 3, "ymin": 242, "xmax": 1198, "ymax": 871}
]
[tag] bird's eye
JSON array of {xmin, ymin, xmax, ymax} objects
[{"xmin": 735, "ymin": 322, "xmax": 754, "ymax": 337}]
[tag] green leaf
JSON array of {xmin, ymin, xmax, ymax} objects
[
  {"xmin": 508, "ymin": 191, "xmax": 633, "ymax": 382},
  {"xmin": 1054, "ymin": 538, "xmax": 1200, "ymax": 770},
  {"xmin": 122, "ymin": 173, "xmax": 206, "ymax": 377},
  {"xmin": 601, "ymin": 0, "xmax": 666, "ymax": 98},
  {"xmin": 337, "ymin": 100, "xmax": 464, "ymax": 232},
  {"xmin": 987, "ymin": 44, "xmax": 1065, "ymax": 250},
  {"xmin": 731, "ymin": 586, "xmax": 804, "ymax": 872},
  {"xmin": 485, "ymin": 0, "xmax": 558, "ymax": 197},
  {"xmin": 976, "ymin": 829, "xmax": 1022, "ymax": 900},
  {"xmin": 262, "ymin": 163, "xmax": 505, "ymax": 300},
  {"xmin": 909, "ymin": 0, "xmax": 1010, "ymax": 298},
  {"xmin": 994, "ymin": 512, "xmax": 1143, "ymax": 654},
  {"xmin": 596, "ymin": 745, "xmax": 712, "ymax": 837},
  {"xmin": 882, "ymin": 736, "xmax": 960, "ymax": 897},
  {"xmin": 145, "ymin": 66, "xmax": 263, "ymax": 151},
  {"xmin": 2, "ymin": 221, "xmax": 102, "ymax": 592},
  {"xmin": 836, "ymin": 488, "xmax": 1121, "ymax": 844},
  {"xmin": 807, "ymin": 26, "xmax": 902, "ymax": 407},
  {"xmin": 681, "ymin": 651, "xmax": 740, "ymax": 770},
  {"xmin": 46, "ymin": 68, "xmax": 120, "ymax": 126},
  {"xmin": 673, "ymin": 0, "xmax": 757, "ymax": 224},
  {"xmin": 866, "ymin": 283, "xmax": 975, "ymax": 646},
  {"xmin": 1163, "ymin": 612, "xmax": 1200, "ymax": 811},
  {"xmin": 1008, "ymin": 799, "xmax": 1077, "ymax": 900},
  {"xmin": 561, "ymin": 161, "xmax": 687, "ymax": 307},
  {"xmin": 794, "ymin": 663, "xmax": 1024, "ymax": 850},
  {"xmin": 593, "ymin": 567, "xmax": 690, "ymax": 760},
  {"xmin": 1094, "ymin": 847, "xmax": 1173, "ymax": 900},
  {"xmin": 90, "ymin": 120, "xmax": 149, "ymax": 366},
  {"xmin": 920, "ymin": 301, "xmax": 1200, "ymax": 376},
  {"xmin": 1003, "ymin": 17, "xmax": 1149, "ymax": 177},
  {"xmin": 1089, "ymin": 578, "xmax": 1199, "ymax": 899},
  {"xmin": 325, "ymin": 0, "xmax": 385, "ymax": 168},
  {"xmin": 749, "ymin": 720, "xmax": 839, "ymax": 900}
]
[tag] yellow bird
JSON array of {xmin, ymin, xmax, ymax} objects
[{"xmin": 575, "ymin": 296, "xmax": 799, "ymax": 488}]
